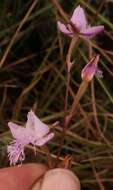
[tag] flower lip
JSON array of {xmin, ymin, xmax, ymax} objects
[{"xmin": 7, "ymin": 140, "xmax": 26, "ymax": 165}]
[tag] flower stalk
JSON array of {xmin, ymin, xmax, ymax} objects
[
  {"xmin": 64, "ymin": 35, "xmax": 79, "ymax": 118},
  {"xmin": 65, "ymin": 80, "xmax": 88, "ymax": 127},
  {"xmin": 57, "ymin": 36, "xmax": 79, "ymax": 161}
]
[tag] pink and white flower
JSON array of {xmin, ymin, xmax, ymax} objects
[
  {"xmin": 7, "ymin": 110, "xmax": 54, "ymax": 165},
  {"xmin": 57, "ymin": 5, "xmax": 104, "ymax": 38}
]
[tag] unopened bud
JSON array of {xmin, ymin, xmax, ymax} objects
[{"xmin": 81, "ymin": 55, "xmax": 100, "ymax": 82}]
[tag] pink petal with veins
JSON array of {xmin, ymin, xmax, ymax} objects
[
  {"xmin": 35, "ymin": 133, "xmax": 54, "ymax": 146},
  {"xmin": 71, "ymin": 5, "xmax": 87, "ymax": 30},
  {"xmin": 8, "ymin": 122, "xmax": 29, "ymax": 140},
  {"xmin": 81, "ymin": 25, "xmax": 104, "ymax": 38},
  {"xmin": 26, "ymin": 110, "xmax": 49, "ymax": 137},
  {"xmin": 57, "ymin": 21, "xmax": 73, "ymax": 37}
]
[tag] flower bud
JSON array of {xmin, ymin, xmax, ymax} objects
[{"xmin": 81, "ymin": 55, "xmax": 100, "ymax": 82}]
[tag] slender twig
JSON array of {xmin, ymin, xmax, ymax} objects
[
  {"xmin": 87, "ymin": 40, "xmax": 113, "ymax": 148},
  {"xmin": 91, "ymin": 80, "xmax": 113, "ymax": 149},
  {"xmin": 42, "ymin": 146, "xmax": 53, "ymax": 169},
  {"xmin": 56, "ymin": 72, "xmax": 71, "ymax": 161},
  {"xmin": 88, "ymin": 152, "xmax": 105, "ymax": 190},
  {"xmin": 27, "ymin": 144, "xmax": 78, "ymax": 166}
]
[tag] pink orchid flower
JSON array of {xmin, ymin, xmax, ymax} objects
[
  {"xmin": 7, "ymin": 110, "xmax": 54, "ymax": 165},
  {"xmin": 81, "ymin": 54, "xmax": 103, "ymax": 82},
  {"xmin": 57, "ymin": 5, "xmax": 104, "ymax": 38}
]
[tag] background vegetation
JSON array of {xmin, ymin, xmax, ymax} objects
[{"xmin": 0, "ymin": 0, "xmax": 113, "ymax": 189}]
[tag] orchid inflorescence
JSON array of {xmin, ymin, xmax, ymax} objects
[
  {"xmin": 7, "ymin": 4, "xmax": 104, "ymax": 165},
  {"xmin": 58, "ymin": 5, "xmax": 104, "ymax": 81}
]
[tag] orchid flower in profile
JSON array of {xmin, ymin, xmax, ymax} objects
[
  {"xmin": 7, "ymin": 110, "xmax": 54, "ymax": 165},
  {"xmin": 81, "ymin": 54, "xmax": 103, "ymax": 82},
  {"xmin": 57, "ymin": 5, "xmax": 104, "ymax": 38}
]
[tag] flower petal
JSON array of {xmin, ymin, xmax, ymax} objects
[
  {"xmin": 71, "ymin": 5, "xmax": 87, "ymax": 30},
  {"xmin": 35, "ymin": 133, "xmax": 54, "ymax": 146},
  {"xmin": 57, "ymin": 21, "xmax": 73, "ymax": 37},
  {"xmin": 26, "ymin": 110, "xmax": 49, "ymax": 138},
  {"xmin": 81, "ymin": 25, "xmax": 104, "ymax": 38},
  {"xmin": 8, "ymin": 122, "xmax": 28, "ymax": 140}
]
